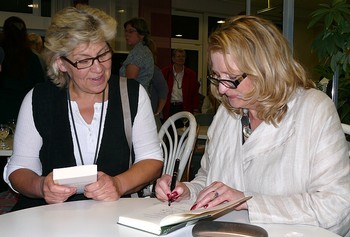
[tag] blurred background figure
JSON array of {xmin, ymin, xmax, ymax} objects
[
  {"xmin": 0, "ymin": 46, "xmax": 4, "ymax": 72},
  {"xmin": 0, "ymin": 16, "xmax": 45, "ymax": 124},
  {"xmin": 148, "ymin": 41, "xmax": 168, "ymax": 130},
  {"xmin": 27, "ymin": 32, "xmax": 46, "ymax": 71},
  {"xmin": 119, "ymin": 17, "xmax": 154, "ymax": 94},
  {"xmin": 161, "ymin": 48, "xmax": 200, "ymax": 121}
]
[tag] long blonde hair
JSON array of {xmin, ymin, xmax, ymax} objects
[{"xmin": 208, "ymin": 15, "xmax": 315, "ymax": 125}]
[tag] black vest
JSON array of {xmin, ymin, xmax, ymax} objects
[{"xmin": 12, "ymin": 76, "xmax": 139, "ymax": 210}]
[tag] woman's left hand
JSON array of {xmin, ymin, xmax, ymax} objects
[
  {"xmin": 191, "ymin": 181, "xmax": 247, "ymax": 210},
  {"xmin": 84, "ymin": 171, "xmax": 122, "ymax": 201}
]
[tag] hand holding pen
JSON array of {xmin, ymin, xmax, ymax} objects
[{"xmin": 168, "ymin": 158, "xmax": 180, "ymax": 206}]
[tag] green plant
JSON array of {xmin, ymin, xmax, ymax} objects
[{"xmin": 308, "ymin": 0, "xmax": 350, "ymax": 124}]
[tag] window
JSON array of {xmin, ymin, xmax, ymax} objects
[
  {"xmin": 0, "ymin": 0, "xmax": 51, "ymax": 17},
  {"xmin": 171, "ymin": 15, "xmax": 199, "ymax": 40}
]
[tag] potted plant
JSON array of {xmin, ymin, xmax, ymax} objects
[{"xmin": 308, "ymin": 0, "xmax": 350, "ymax": 124}]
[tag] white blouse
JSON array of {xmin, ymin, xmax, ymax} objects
[
  {"xmin": 186, "ymin": 88, "xmax": 350, "ymax": 236},
  {"xmin": 4, "ymin": 85, "xmax": 163, "ymax": 186}
]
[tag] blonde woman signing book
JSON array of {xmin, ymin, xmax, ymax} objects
[{"xmin": 155, "ymin": 15, "xmax": 350, "ymax": 236}]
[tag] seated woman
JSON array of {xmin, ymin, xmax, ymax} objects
[
  {"xmin": 155, "ymin": 15, "xmax": 350, "ymax": 236},
  {"xmin": 3, "ymin": 4, "xmax": 163, "ymax": 210}
]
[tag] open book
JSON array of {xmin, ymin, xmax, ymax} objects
[
  {"xmin": 117, "ymin": 196, "xmax": 252, "ymax": 235},
  {"xmin": 53, "ymin": 165, "xmax": 97, "ymax": 194}
]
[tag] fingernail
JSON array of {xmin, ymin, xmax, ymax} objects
[
  {"xmin": 190, "ymin": 204, "xmax": 197, "ymax": 210},
  {"xmin": 204, "ymin": 204, "xmax": 208, "ymax": 209},
  {"xmin": 166, "ymin": 193, "xmax": 171, "ymax": 198},
  {"xmin": 171, "ymin": 191, "xmax": 178, "ymax": 198}
]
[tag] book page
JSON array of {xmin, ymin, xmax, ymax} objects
[
  {"xmin": 118, "ymin": 196, "xmax": 252, "ymax": 231},
  {"xmin": 119, "ymin": 199, "xmax": 194, "ymax": 224}
]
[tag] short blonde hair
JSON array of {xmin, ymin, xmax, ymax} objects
[
  {"xmin": 43, "ymin": 4, "xmax": 117, "ymax": 88},
  {"xmin": 208, "ymin": 15, "xmax": 315, "ymax": 125}
]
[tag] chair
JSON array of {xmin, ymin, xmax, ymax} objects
[
  {"xmin": 158, "ymin": 111, "xmax": 198, "ymax": 180},
  {"xmin": 341, "ymin": 123, "xmax": 350, "ymax": 157},
  {"xmin": 140, "ymin": 112, "xmax": 197, "ymax": 197}
]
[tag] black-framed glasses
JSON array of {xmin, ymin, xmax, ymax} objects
[
  {"xmin": 124, "ymin": 29, "xmax": 137, "ymax": 34},
  {"xmin": 61, "ymin": 48, "xmax": 113, "ymax": 70},
  {"xmin": 207, "ymin": 73, "xmax": 247, "ymax": 89}
]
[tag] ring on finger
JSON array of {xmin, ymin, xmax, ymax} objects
[{"xmin": 211, "ymin": 191, "xmax": 219, "ymax": 200}]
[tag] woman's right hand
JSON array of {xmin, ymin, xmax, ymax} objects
[
  {"xmin": 154, "ymin": 174, "xmax": 191, "ymax": 203},
  {"xmin": 42, "ymin": 172, "xmax": 77, "ymax": 204}
]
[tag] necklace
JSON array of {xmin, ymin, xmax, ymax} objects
[
  {"xmin": 67, "ymin": 88, "xmax": 105, "ymax": 165},
  {"xmin": 174, "ymin": 73, "xmax": 182, "ymax": 89},
  {"xmin": 241, "ymin": 108, "xmax": 252, "ymax": 144}
]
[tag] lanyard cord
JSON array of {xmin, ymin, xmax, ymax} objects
[{"xmin": 67, "ymin": 88, "xmax": 105, "ymax": 165}]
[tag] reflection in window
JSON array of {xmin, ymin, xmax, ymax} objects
[
  {"xmin": 171, "ymin": 15, "xmax": 199, "ymax": 40},
  {"xmin": 0, "ymin": 1, "xmax": 33, "ymax": 14},
  {"xmin": 208, "ymin": 16, "xmax": 226, "ymax": 37},
  {"xmin": 0, "ymin": 0, "xmax": 51, "ymax": 17}
]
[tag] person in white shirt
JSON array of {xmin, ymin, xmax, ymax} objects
[
  {"xmin": 155, "ymin": 15, "xmax": 350, "ymax": 236},
  {"xmin": 3, "ymin": 4, "xmax": 163, "ymax": 211}
]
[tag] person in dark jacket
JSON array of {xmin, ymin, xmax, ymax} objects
[{"xmin": 0, "ymin": 16, "xmax": 45, "ymax": 123}]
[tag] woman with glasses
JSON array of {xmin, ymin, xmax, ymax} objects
[
  {"xmin": 155, "ymin": 15, "xmax": 350, "ymax": 236},
  {"xmin": 119, "ymin": 17, "xmax": 154, "ymax": 94},
  {"xmin": 3, "ymin": 5, "xmax": 163, "ymax": 211}
]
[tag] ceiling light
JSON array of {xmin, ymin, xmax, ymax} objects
[{"xmin": 28, "ymin": 4, "xmax": 39, "ymax": 8}]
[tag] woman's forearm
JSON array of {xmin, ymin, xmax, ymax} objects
[
  {"xmin": 9, "ymin": 169, "xmax": 44, "ymax": 198},
  {"xmin": 114, "ymin": 159, "xmax": 163, "ymax": 195}
]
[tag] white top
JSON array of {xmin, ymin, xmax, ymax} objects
[
  {"xmin": 3, "ymin": 85, "xmax": 163, "ymax": 188},
  {"xmin": 171, "ymin": 65, "xmax": 184, "ymax": 102},
  {"xmin": 186, "ymin": 88, "xmax": 350, "ymax": 236}
]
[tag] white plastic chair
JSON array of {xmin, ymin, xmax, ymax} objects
[
  {"xmin": 341, "ymin": 123, "xmax": 350, "ymax": 157},
  {"xmin": 158, "ymin": 111, "xmax": 197, "ymax": 180},
  {"xmin": 140, "ymin": 112, "xmax": 197, "ymax": 197}
]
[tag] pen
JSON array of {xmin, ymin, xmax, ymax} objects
[{"xmin": 168, "ymin": 158, "xmax": 180, "ymax": 206}]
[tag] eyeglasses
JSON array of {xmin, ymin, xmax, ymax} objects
[
  {"xmin": 207, "ymin": 73, "xmax": 247, "ymax": 89},
  {"xmin": 61, "ymin": 49, "xmax": 113, "ymax": 70},
  {"xmin": 124, "ymin": 29, "xmax": 137, "ymax": 34}
]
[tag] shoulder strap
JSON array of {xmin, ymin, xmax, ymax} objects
[{"xmin": 119, "ymin": 76, "xmax": 133, "ymax": 168}]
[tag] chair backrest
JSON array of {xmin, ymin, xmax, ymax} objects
[
  {"xmin": 341, "ymin": 123, "xmax": 350, "ymax": 157},
  {"xmin": 158, "ymin": 111, "xmax": 197, "ymax": 180}
]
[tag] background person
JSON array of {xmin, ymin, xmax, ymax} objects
[
  {"xmin": 148, "ymin": 41, "xmax": 168, "ymax": 130},
  {"xmin": 0, "ymin": 16, "xmax": 45, "ymax": 124},
  {"xmin": 0, "ymin": 46, "xmax": 4, "ymax": 71},
  {"xmin": 161, "ymin": 48, "xmax": 200, "ymax": 121},
  {"xmin": 27, "ymin": 32, "xmax": 46, "ymax": 71},
  {"xmin": 155, "ymin": 15, "xmax": 350, "ymax": 236},
  {"xmin": 119, "ymin": 17, "xmax": 154, "ymax": 94},
  {"xmin": 3, "ymin": 5, "xmax": 163, "ymax": 211}
]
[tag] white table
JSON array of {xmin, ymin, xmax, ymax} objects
[
  {"xmin": 0, "ymin": 198, "xmax": 340, "ymax": 237},
  {"xmin": 0, "ymin": 134, "xmax": 13, "ymax": 157}
]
